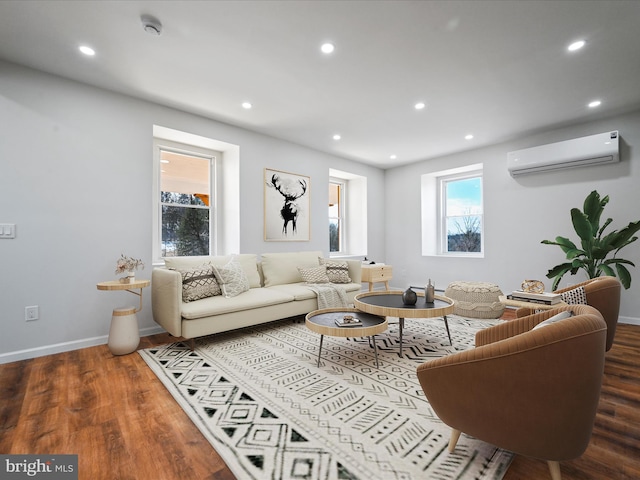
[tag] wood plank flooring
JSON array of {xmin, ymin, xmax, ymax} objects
[{"xmin": 1, "ymin": 319, "xmax": 639, "ymax": 479}]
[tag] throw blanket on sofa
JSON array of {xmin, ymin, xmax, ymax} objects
[{"xmin": 307, "ymin": 284, "xmax": 348, "ymax": 309}]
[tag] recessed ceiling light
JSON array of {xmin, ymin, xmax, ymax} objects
[
  {"xmin": 465, "ymin": 134, "xmax": 474, "ymax": 140},
  {"xmin": 242, "ymin": 102, "xmax": 252, "ymax": 109},
  {"xmin": 390, "ymin": 155, "xmax": 397, "ymax": 160},
  {"xmin": 321, "ymin": 43, "xmax": 335, "ymax": 54},
  {"xmin": 568, "ymin": 40, "xmax": 586, "ymax": 52},
  {"xmin": 333, "ymin": 134, "xmax": 341, "ymax": 140},
  {"xmin": 588, "ymin": 100, "xmax": 602, "ymax": 108},
  {"xmin": 414, "ymin": 102, "xmax": 426, "ymax": 110},
  {"xmin": 160, "ymin": 159, "xmax": 169, "ymax": 164},
  {"xmin": 79, "ymin": 45, "xmax": 95, "ymax": 56}
]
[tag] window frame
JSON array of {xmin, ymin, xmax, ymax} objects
[
  {"xmin": 329, "ymin": 178, "xmax": 346, "ymax": 254},
  {"xmin": 152, "ymin": 138, "xmax": 217, "ymax": 264},
  {"xmin": 438, "ymin": 171, "xmax": 484, "ymax": 256},
  {"xmin": 421, "ymin": 163, "xmax": 484, "ymax": 258}
]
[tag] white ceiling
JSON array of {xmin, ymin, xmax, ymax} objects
[{"xmin": 1, "ymin": 0, "xmax": 640, "ymax": 168}]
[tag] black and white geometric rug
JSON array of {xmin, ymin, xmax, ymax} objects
[{"xmin": 139, "ymin": 316, "xmax": 513, "ymax": 480}]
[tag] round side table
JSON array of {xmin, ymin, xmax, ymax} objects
[{"xmin": 97, "ymin": 279, "xmax": 150, "ymax": 355}]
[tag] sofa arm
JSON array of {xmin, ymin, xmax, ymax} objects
[
  {"xmin": 151, "ymin": 268, "xmax": 183, "ymax": 337},
  {"xmin": 347, "ymin": 260, "xmax": 362, "ymax": 285}
]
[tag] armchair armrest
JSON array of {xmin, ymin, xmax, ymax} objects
[{"xmin": 151, "ymin": 268, "xmax": 183, "ymax": 337}]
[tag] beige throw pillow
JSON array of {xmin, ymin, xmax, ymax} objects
[
  {"xmin": 319, "ymin": 258, "xmax": 351, "ymax": 283},
  {"xmin": 298, "ymin": 265, "xmax": 331, "ymax": 284},
  {"xmin": 212, "ymin": 258, "xmax": 250, "ymax": 298}
]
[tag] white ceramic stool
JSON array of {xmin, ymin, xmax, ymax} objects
[{"xmin": 108, "ymin": 306, "xmax": 140, "ymax": 355}]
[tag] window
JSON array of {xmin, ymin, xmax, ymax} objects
[
  {"xmin": 421, "ymin": 164, "xmax": 483, "ymax": 257},
  {"xmin": 441, "ymin": 174, "xmax": 483, "ymax": 253},
  {"xmin": 153, "ymin": 139, "xmax": 217, "ymax": 261},
  {"xmin": 329, "ymin": 180, "xmax": 345, "ymax": 253}
]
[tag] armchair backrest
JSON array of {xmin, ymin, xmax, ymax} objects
[{"xmin": 555, "ymin": 276, "xmax": 621, "ymax": 350}]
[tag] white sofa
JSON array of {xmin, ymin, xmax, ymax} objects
[{"xmin": 151, "ymin": 251, "xmax": 363, "ymax": 341}]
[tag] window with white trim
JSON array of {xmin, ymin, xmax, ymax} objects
[
  {"xmin": 441, "ymin": 173, "xmax": 483, "ymax": 254},
  {"xmin": 153, "ymin": 139, "xmax": 218, "ymax": 261},
  {"xmin": 329, "ymin": 179, "xmax": 345, "ymax": 253},
  {"xmin": 421, "ymin": 164, "xmax": 483, "ymax": 257}
]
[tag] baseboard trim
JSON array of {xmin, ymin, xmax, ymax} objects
[
  {"xmin": 620, "ymin": 315, "xmax": 640, "ymax": 326},
  {"xmin": 0, "ymin": 325, "xmax": 165, "ymax": 365}
]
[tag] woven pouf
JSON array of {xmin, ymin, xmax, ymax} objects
[{"xmin": 444, "ymin": 281, "xmax": 505, "ymax": 319}]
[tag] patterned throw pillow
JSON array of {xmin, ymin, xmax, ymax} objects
[
  {"xmin": 560, "ymin": 286, "xmax": 587, "ymax": 305},
  {"xmin": 212, "ymin": 258, "xmax": 250, "ymax": 298},
  {"xmin": 318, "ymin": 258, "xmax": 352, "ymax": 284},
  {"xmin": 298, "ymin": 265, "xmax": 331, "ymax": 284},
  {"xmin": 179, "ymin": 264, "xmax": 221, "ymax": 302}
]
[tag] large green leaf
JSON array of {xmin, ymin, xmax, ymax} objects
[
  {"xmin": 616, "ymin": 263, "xmax": 632, "ymax": 289},
  {"xmin": 583, "ymin": 190, "xmax": 608, "ymax": 231},
  {"xmin": 571, "ymin": 209, "xmax": 593, "ymax": 242},
  {"xmin": 541, "ymin": 236, "xmax": 577, "ymax": 254},
  {"xmin": 610, "ymin": 221, "xmax": 640, "ymax": 248}
]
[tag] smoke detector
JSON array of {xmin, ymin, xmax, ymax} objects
[{"xmin": 141, "ymin": 15, "xmax": 162, "ymax": 36}]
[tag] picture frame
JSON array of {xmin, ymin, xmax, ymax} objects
[{"xmin": 264, "ymin": 168, "xmax": 310, "ymax": 241}]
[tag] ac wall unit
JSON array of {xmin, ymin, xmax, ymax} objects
[{"xmin": 507, "ymin": 131, "xmax": 619, "ymax": 177}]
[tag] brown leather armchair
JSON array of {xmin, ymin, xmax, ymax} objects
[
  {"xmin": 516, "ymin": 276, "xmax": 621, "ymax": 350},
  {"xmin": 416, "ymin": 305, "xmax": 607, "ymax": 480}
]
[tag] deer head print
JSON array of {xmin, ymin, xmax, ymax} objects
[{"xmin": 267, "ymin": 173, "xmax": 308, "ymax": 235}]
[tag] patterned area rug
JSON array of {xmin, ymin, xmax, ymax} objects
[{"xmin": 139, "ymin": 316, "xmax": 513, "ymax": 480}]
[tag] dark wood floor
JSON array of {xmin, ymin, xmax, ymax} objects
[{"xmin": 1, "ymin": 316, "xmax": 639, "ymax": 479}]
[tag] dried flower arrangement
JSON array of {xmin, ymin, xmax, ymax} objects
[{"xmin": 115, "ymin": 254, "xmax": 145, "ymax": 275}]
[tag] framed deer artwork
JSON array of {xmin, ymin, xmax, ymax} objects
[{"xmin": 264, "ymin": 168, "xmax": 310, "ymax": 241}]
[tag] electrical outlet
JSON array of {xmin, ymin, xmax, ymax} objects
[{"xmin": 25, "ymin": 306, "xmax": 39, "ymax": 321}]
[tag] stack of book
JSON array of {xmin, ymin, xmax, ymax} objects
[
  {"xmin": 507, "ymin": 290, "xmax": 562, "ymax": 305},
  {"xmin": 335, "ymin": 316, "xmax": 363, "ymax": 327}
]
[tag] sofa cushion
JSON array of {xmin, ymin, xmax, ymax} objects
[
  {"xmin": 164, "ymin": 254, "xmax": 261, "ymax": 288},
  {"xmin": 261, "ymin": 251, "xmax": 323, "ymax": 287},
  {"xmin": 181, "ymin": 287, "xmax": 295, "ymax": 319},
  {"xmin": 298, "ymin": 265, "xmax": 331, "ymax": 283},
  {"xmin": 319, "ymin": 258, "xmax": 352, "ymax": 283},
  {"xmin": 179, "ymin": 264, "xmax": 221, "ymax": 302},
  {"xmin": 267, "ymin": 283, "xmax": 318, "ymax": 301},
  {"xmin": 268, "ymin": 281, "xmax": 362, "ymax": 301},
  {"xmin": 212, "ymin": 258, "xmax": 250, "ymax": 298}
]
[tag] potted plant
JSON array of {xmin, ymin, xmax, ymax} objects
[
  {"xmin": 115, "ymin": 254, "xmax": 144, "ymax": 282},
  {"xmin": 542, "ymin": 190, "xmax": 640, "ymax": 290}
]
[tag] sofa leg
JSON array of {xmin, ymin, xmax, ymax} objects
[
  {"xmin": 548, "ymin": 461, "xmax": 561, "ymax": 480},
  {"xmin": 187, "ymin": 339, "xmax": 195, "ymax": 351},
  {"xmin": 448, "ymin": 429, "xmax": 461, "ymax": 452}
]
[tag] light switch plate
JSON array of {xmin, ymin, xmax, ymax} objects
[{"xmin": 0, "ymin": 224, "xmax": 16, "ymax": 238}]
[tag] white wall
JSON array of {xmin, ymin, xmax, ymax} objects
[
  {"xmin": 0, "ymin": 61, "xmax": 386, "ymax": 361},
  {"xmin": 385, "ymin": 110, "xmax": 640, "ymax": 324}
]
